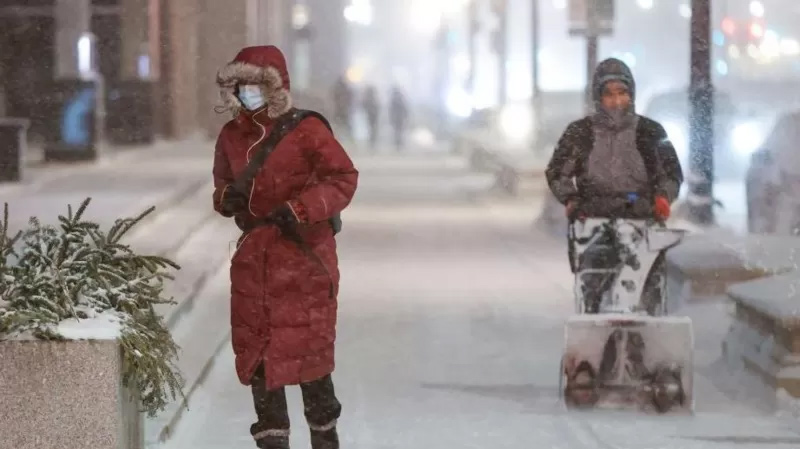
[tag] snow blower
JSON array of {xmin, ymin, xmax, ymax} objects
[{"xmin": 559, "ymin": 218, "xmax": 694, "ymax": 414}]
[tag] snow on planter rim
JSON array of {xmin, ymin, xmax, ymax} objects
[{"xmin": 55, "ymin": 311, "xmax": 123, "ymax": 340}]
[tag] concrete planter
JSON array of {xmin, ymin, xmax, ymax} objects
[
  {"xmin": 723, "ymin": 272, "xmax": 800, "ymax": 399},
  {"xmin": 0, "ymin": 339, "xmax": 143, "ymax": 449}
]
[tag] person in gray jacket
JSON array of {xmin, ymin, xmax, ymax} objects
[
  {"xmin": 546, "ymin": 58, "xmax": 682, "ymax": 221},
  {"xmin": 546, "ymin": 58, "xmax": 683, "ymax": 314}
]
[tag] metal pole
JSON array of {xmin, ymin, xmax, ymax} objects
[
  {"xmin": 531, "ymin": 0, "xmax": 541, "ymax": 148},
  {"xmin": 584, "ymin": 0, "xmax": 598, "ymax": 114},
  {"xmin": 688, "ymin": 0, "xmax": 715, "ymax": 224},
  {"xmin": 467, "ymin": 0, "xmax": 478, "ymax": 96},
  {"xmin": 497, "ymin": 0, "xmax": 508, "ymax": 107}
]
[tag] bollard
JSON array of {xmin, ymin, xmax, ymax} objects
[{"xmin": 0, "ymin": 117, "xmax": 30, "ymax": 183}]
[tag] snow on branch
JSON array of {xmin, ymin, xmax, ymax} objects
[{"xmin": 0, "ymin": 198, "xmax": 185, "ymax": 417}]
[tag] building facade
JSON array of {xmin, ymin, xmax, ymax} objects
[{"xmin": 0, "ymin": 0, "xmax": 345, "ymax": 141}]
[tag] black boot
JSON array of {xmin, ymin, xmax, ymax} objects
[
  {"xmin": 250, "ymin": 364, "xmax": 291, "ymax": 449},
  {"xmin": 301, "ymin": 374, "xmax": 342, "ymax": 449},
  {"xmin": 310, "ymin": 427, "xmax": 339, "ymax": 449}
]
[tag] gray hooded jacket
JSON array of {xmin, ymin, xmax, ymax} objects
[{"xmin": 545, "ymin": 58, "xmax": 683, "ymax": 219}]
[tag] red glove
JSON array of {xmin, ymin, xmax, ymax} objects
[
  {"xmin": 566, "ymin": 200, "xmax": 585, "ymax": 220},
  {"xmin": 654, "ymin": 196, "xmax": 671, "ymax": 220}
]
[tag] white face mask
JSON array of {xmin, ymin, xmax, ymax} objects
[{"xmin": 237, "ymin": 85, "xmax": 266, "ymax": 111}]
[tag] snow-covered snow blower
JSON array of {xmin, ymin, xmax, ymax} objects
[{"xmin": 559, "ymin": 218, "xmax": 694, "ymax": 414}]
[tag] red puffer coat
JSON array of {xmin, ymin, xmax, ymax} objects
[{"xmin": 212, "ymin": 46, "xmax": 358, "ymax": 390}]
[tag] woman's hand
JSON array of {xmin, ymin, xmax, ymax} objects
[{"xmin": 220, "ymin": 185, "xmax": 249, "ymax": 215}]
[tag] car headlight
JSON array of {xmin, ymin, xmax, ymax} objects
[
  {"xmin": 499, "ymin": 104, "xmax": 534, "ymax": 142},
  {"xmin": 731, "ymin": 121, "xmax": 765, "ymax": 155},
  {"xmin": 446, "ymin": 87, "xmax": 473, "ymax": 118},
  {"xmin": 662, "ymin": 121, "xmax": 688, "ymax": 161}
]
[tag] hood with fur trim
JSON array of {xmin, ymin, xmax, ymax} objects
[{"xmin": 216, "ymin": 45, "xmax": 293, "ymax": 120}]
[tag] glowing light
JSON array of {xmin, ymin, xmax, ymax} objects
[
  {"xmin": 781, "ymin": 38, "xmax": 800, "ymax": 56},
  {"xmin": 409, "ymin": 0, "xmax": 442, "ymax": 33},
  {"xmin": 553, "ymin": 0, "xmax": 567, "ymax": 9},
  {"xmin": 750, "ymin": 22, "xmax": 764, "ymax": 38},
  {"xmin": 344, "ymin": 0, "xmax": 374, "ymax": 26},
  {"xmin": 728, "ymin": 45, "xmax": 741, "ymax": 59},
  {"xmin": 764, "ymin": 29, "xmax": 779, "ymax": 42},
  {"xmin": 446, "ymin": 87, "xmax": 473, "ymax": 118},
  {"xmin": 637, "ymin": 0, "xmax": 654, "ymax": 10},
  {"xmin": 716, "ymin": 59, "xmax": 728, "ymax": 76},
  {"xmin": 679, "ymin": 4, "xmax": 691, "ymax": 18},
  {"xmin": 732, "ymin": 121, "xmax": 765, "ymax": 155},
  {"xmin": 713, "ymin": 30, "xmax": 725, "ymax": 47},
  {"xmin": 747, "ymin": 44, "xmax": 760, "ymax": 58},
  {"xmin": 499, "ymin": 104, "xmax": 534, "ymax": 143},
  {"xmin": 137, "ymin": 55, "xmax": 150, "ymax": 78},
  {"xmin": 346, "ymin": 65, "xmax": 364, "ymax": 83},
  {"xmin": 757, "ymin": 29, "xmax": 781, "ymax": 60},
  {"xmin": 721, "ymin": 18, "xmax": 736, "ymax": 36},
  {"xmin": 761, "ymin": 37, "xmax": 781, "ymax": 59},
  {"xmin": 77, "ymin": 33, "xmax": 93, "ymax": 76},
  {"xmin": 749, "ymin": 1, "xmax": 765, "ymax": 18},
  {"xmin": 292, "ymin": 4, "xmax": 309, "ymax": 29}
]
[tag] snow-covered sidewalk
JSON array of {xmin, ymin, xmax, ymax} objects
[
  {"xmin": 156, "ymin": 153, "xmax": 800, "ymax": 449},
  {"xmin": 1, "ymin": 137, "xmax": 215, "ymax": 232}
]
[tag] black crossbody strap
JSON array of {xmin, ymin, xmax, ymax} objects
[{"xmin": 231, "ymin": 110, "xmax": 299, "ymax": 196}]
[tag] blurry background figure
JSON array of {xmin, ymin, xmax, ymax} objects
[
  {"xmin": 388, "ymin": 85, "xmax": 409, "ymax": 151},
  {"xmin": 331, "ymin": 75, "xmax": 354, "ymax": 141},
  {"xmin": 362, "ymin": 85, "xmax": 380, "ymax": 150}
]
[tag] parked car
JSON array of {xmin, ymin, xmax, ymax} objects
[
  {"xmin": 746, "ymin": 110, "xmax": 800, "ymax": 234},
  {"xmin": 451, "ymin": 91, "xmax": 584, "ymax": 157},
  {"xmin": 643, "ymin": 89, "xmax": 772, "ymax": 180}
]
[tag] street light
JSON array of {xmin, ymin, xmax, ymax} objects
[
  {"xmin": 637, "ymin": 0, "xmax": 654, "ymax": 10},
  {"xmin": 749, "ymin": 1, "xmax": 765, "ymax": 18},
  {"xmin": 344, "ymin": 0, "xmax": 373, "ymax": 26}
]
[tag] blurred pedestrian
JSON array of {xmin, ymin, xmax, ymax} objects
[
  {"xmin": 388, "ymin": 86, "xmax": 409, "ymax": 151},
  {"xmin": 362, "ymin": 85, "xmax": 380, "ymax": 149}
]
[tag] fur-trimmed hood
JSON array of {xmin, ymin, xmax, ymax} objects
[{"xmin": 216, "ymin": 45, "xmax": 293, "ymax": 120}]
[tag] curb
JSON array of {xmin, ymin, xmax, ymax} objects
[
  {"xmin": 0, "ymin": 139, "xmax": 210, "ymax": 199},
  {"xmin": 154, "ymin": 329, "xmax": 232, "ymax": 444}
]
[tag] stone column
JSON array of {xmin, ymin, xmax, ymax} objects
[
  {"xmin": 120, "ymin": 0, "xmax": 150, "ymax": 80},
  {"xmin": 55, "ymin": 0, "xmax": 91, "ymax": 79},
  {"xmin": 196, "ymin": 0, "xmax": 248, "ymax": 137},
  {"xmin": 307, "ymin": 0, "xmax": 347, "ymax": 91},
  {"xmin": 247, "ymin": 0, "xmax": 291, "ymax": 48},
  {"xmin": 167, "ymin": 0, "xmax": 200, "ymax": 138}
]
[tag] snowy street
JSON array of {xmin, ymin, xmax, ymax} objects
[{"xmin": 156, "ymin": 148, "xmax": 800, "ymax": 449}]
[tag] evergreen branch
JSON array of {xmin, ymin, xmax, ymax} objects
[{"xmin": 0, "ymin": 199, "xmax": 185, "ymax": 417}]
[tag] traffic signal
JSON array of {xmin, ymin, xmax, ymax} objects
[
  {"xmin": 596, "ymin": 0, "xmax": 614, "ymax": 23},
  {"xmin": 749, "ymin": 22, "xmax": 764, "ymax": 39},
  {"xmin": 721, "ymin": 17, "xmax": 736, "ymax": 36}
]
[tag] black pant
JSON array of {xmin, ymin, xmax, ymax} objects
[{"xmin": 250, "ymin": 364, "xmax": 342, "ymax": 449}]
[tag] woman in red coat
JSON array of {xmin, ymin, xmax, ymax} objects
[{"xmin": 212, "ymin": 45, "xmax": 358, "ymax": 449}]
